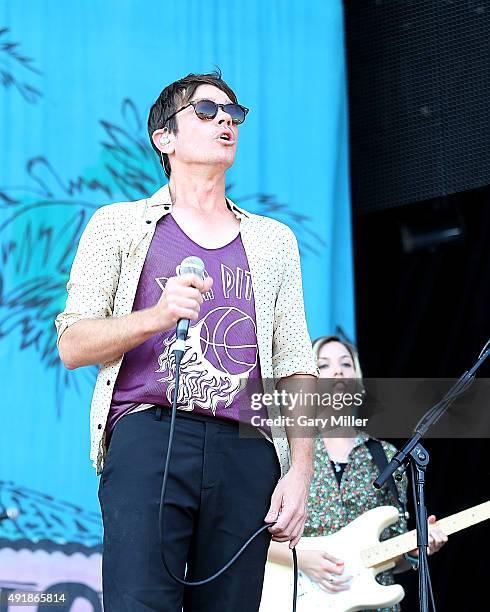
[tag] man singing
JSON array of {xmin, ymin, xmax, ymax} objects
[{"xmin": 55, "ymin": 70, "xmax": 318, "ymax": 611}]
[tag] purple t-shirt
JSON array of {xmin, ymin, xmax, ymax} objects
[{"xmin": 108, "ymin": 214, "xmax": 267, "ymax": 434}]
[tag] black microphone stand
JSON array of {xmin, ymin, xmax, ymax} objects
[{"xmin": 373, "ymin": 340, "xmax": 490, "ymax": 612}]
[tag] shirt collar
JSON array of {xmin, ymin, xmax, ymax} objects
[
  {"xmin": 147, "ymin": 183, "xmax": 250, "ymax": 221},
  {"xmin": 353, "ymin": 430, "xmax": 371, "ymax": 448}
]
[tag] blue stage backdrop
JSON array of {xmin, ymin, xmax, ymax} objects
[{"xmin": 0, "ymin": 1, "xmax": 353, "ymax": 605}]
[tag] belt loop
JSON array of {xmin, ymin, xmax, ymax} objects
[{"xmin": 154, "ymin": 406, "xmax": 163, "ymax": 421}]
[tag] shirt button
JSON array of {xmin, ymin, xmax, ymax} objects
[
  {"xmin": 146, "ymin": 219, "xmax": 152, "ymax": 224},
  {"xmin": 98, "ymin": 424, "xmax": 103, "ymax": 430},
  {"xmin": 106, "ymin": 380, "xmax": 111, "ymax": 385}
]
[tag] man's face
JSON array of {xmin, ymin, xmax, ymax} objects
[{"xmin": 168, "ymin": 84, "xmax": 240, "ymax": 172}]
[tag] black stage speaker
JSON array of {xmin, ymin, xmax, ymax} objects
[{"xmin": 343, "ymin": 0, "xmax": 490, "ymax": 214}]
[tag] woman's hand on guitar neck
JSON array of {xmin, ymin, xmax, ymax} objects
[
  {"xmin": 409, "ymin": 514, "xmax": 448, "ymax": 557},
  {"xmin": 298, "ymin": 550, "xmax": 353, "ymax": 593}
]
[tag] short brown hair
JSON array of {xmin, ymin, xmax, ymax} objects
[{"xmin": 147, "ymin": 69, "xmax": 238, "ymax": 179}]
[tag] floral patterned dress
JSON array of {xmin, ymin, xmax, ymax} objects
[{"xmin": 302, "ymin": 432, "xmax": 408, "ymax": 612}]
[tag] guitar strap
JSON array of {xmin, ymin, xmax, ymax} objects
[{"xmin": 365, "ymin": 438, "xmax": 408, "ymax": 518}]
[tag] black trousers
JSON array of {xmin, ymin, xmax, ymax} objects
[{"xmin": 98, "ymin": 407, "xmax": 281, "ymax": 611}]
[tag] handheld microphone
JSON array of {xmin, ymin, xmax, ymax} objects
[
  {"xmin": 173, "ymin": 256, "xmax": 205, "ymax": 354},
  {"xmin": 0, "ymin": 507, "xmax": 19, "ymax": 522}
]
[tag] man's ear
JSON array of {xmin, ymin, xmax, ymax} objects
[{"xmin": 152, "ymin": 128, "xmax": 175, "ymax": 153}]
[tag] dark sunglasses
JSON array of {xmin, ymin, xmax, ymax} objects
[{"xmin": 164, "ymin": 99, "xmax": 249, "ymax": 125}]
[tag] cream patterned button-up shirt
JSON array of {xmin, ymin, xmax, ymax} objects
[{"xmin": 55, "ymin": 184, "xmax": 318, "ymax": 476}]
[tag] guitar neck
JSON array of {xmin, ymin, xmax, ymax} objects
[{"xmin": 362, "ymin": 501, "xmax": 490, "ymax": 568}]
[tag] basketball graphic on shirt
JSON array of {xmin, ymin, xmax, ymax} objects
[
  {"xmin": 200, "ymin": 307, "xmax": 257, "ymax": 374},
  {"xmin": 155, "ymin": 306, "xmax": 257, "ymax": 415}
]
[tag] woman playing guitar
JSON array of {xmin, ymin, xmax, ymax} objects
[{"xmin": 267, "ymin": 336, "xmax": 448, "ymax": 611}]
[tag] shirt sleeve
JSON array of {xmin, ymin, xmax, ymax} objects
[
  {"xmin": 271, "ymin": 226, "xmax": 319, "ymax": 379},
  {"xmin": 54, "ymin": 206, "xmax": 121, "ymax": 346}
]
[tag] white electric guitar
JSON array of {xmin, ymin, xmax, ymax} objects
[{"xmin": 260, "ymin": 501, "xmax": 490, "ymax": 612}]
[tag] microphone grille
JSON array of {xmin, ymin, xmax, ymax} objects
[{"xmin": 176, "ymin": 256, "xmax": 205, "ymax": 280}]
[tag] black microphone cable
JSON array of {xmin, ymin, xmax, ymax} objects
[{"xmin": 157, "ymin": 347, "xmax": 299, "ymax": 611}]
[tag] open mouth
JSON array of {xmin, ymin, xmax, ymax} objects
[{"xmin": 217, "ymin": 130, "xmax": 235, "ymax": 144}]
